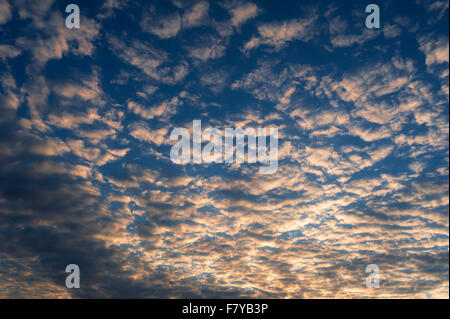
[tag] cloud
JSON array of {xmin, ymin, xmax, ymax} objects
[
  {"xmin": 142, "ymin": 12, "xmax": 182, "ymax": 39},
  {"xmin": 200, "ymin": 69, "xmax": 229, "ymax": 93},
  {"xmin": 141, "ymin": 1, "xmax": 210, "ymax": 39},
  {"xmin": 183, "ymin": 1, "xmax": 210, "ymax": 28},
  {"xmin": 383, "ymin": 24, "xmax": 402, "ymax": 39},
  {"xmin": 129, "ymin": 122, "xmax": 169, "ymax": 146},
  {"xmin": 47, "ymin": 109, "xmax": 100, "ymax": 129},
  {"xmin": 12, "ymin": 6, "xmax": 100, "ymax": 69},
  {"xmin": 0, "ymin": 45, "xmax": 21, "ymax": 60},
  {"xmin": 419, "ymin": 36, "xmax": 449, "ymax": 66},
  {"xmin": 224, "ymin": 1, "xmax": 260, "ymax": 28},
  {"xmin": 243, "ymin": 15, "xmax": 318, "ymax": 51},
  {"xmin": 30, "ymin": 138, "xmax": 70, "ymax": 156},
  {"xmin": 188, "ymin": 38, "xmax": 227, "ymax": 61},
  {"xmin": 0, "ymin": 0, "xmax": 448, "ymax": 299},
  {"xmin": 422, "ymin": 0, "xmax": 449, "ymax": 24},
  {"xmin": 330, "ymin": 28, "xmax": 380, "ymax": 48},
  {"xmin": 109, "ymin": 37, "xmax": 189, "ymax": 84},
  {"xmin": 97, "ymin": 0, "xmax": 129, "ymax": 19},
  {"xmin": 128, "ymin": 95, "xmax": 182, "ymax": 120},
  {"xmin": 0, "ymin": 0, "xmax": 12, "ymax": 24}
]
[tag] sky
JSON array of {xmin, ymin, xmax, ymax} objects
[{"xmin": 0, "ymin": 0, "xmax": 448, "ymax": 298}]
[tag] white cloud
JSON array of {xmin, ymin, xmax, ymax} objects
[
  {"xmin": 109, "ymin": 37, "xmax": 188, "ymax": 84},
  {"xmin": 141, "ymin": 2, "xmax": 210, "ymax": 39},
  {"xmin": 142, "ymin": 12, "xmax": 182, "ymax": 39},
  {"xmin": 419, "ymin": 36, "xmax": 449, "ymax": 66},
  {"xmin": 129, "ymin": 122, "xmax": 169, "ymax": 146},
  {"xmin": 188, "ymin": 40, "xmax": 227, "ymax": 61},
  {"xmin": 128, "ymin": 96, "xmax": 182, "ymax": 120},
  {"xmin": 225, "ymin": 1, "xmax": 260, "ymax": 28},
  {"xmin": 183, "ymin": 1, "xmax": 209, "ymax": 28},
  {"xmin": 330, "ymin": 29, "xmax": 380, "ymax": 48},
  {"xmin": 0, "ymin": 0, "xmax": 12, "ymax": 24}
]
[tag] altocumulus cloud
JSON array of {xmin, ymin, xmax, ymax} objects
[{"xmin": 0, "ymin": 0, "xmax": 448, "ymax": 298}]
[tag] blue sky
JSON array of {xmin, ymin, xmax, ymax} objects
[{"xmin": 0, "ymin": 0, "xmax": 448, "ymax": 298}]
